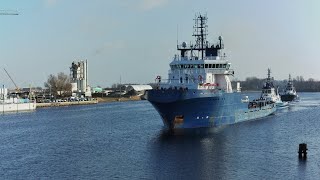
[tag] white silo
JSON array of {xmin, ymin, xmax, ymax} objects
[{"xmin": 71, "ymin": 83, "xmax": 77, "ymax": 92}]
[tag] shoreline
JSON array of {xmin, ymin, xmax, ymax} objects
[
  {"xmin": 37, "ymin": 96, "xmax": 143, "ymax": 108},
  {"xmin": 95, "ymin": 96, "xmax": 142, "ymax": 103}
]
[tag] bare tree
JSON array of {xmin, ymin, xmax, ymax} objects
[{"xmin": 44, "ymin": 72, "xmax": 72, "ymax": 97}]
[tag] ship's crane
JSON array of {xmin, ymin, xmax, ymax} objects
[
  {"xmin": 3, "ymin": 68, "xmax": 20, "ymax": 92},
  {"xmin": 0, "ymin": 10, "xmax": 19, "ymax": 15}
]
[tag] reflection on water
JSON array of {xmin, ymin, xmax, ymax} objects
[{"xmin": 150, "ymin": 128, "xmax": 229, "ymax": 179}]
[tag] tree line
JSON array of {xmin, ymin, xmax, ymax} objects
[
  {"xmin": 43, "ymin": 72, "xmax": 320, "ymax": 97},
  {"xmin": 234, "ymin": 76, "xmax": 320, "ymax": 92}
]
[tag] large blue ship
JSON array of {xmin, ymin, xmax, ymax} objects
[{"xmin": 145, "ymin": 14, "xmax": 276, "ymax": 129}]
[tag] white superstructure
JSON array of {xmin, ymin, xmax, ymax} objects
[{"xmin": 158, "ymin": 15, "xmax": 234, "ymax": 93}]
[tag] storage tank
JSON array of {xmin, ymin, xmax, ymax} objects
[
  {"xmin": 82, "ymin": 60, "xmax": 87, "ymax": 92},
  {"xmin": 71, "ymin": 83, "xmax": 77, "ymax": 92}
]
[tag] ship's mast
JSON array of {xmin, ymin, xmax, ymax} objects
[
  {"xmin": 289, "ymin": 74, "xmax": 292, "ymax": 83},
  {"xmin": 176, "ymin": 14, "xmax": 223, "ymax": 59},
  {"xmin": 192, "ymin": 14, "xmax": 208, "ymax": 59},
  {"xmin": 267, "ymin": 68, "xmax": 271, "ymax": 82}
]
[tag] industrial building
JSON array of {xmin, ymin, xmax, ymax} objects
[{"xmin": 70, "ymin": 60, "xmax": 91, "ymax": 97}]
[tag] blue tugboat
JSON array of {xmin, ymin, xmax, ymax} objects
[{"xmin": 145, "ymin": 14, "xmax": 276, "ymax": 129}]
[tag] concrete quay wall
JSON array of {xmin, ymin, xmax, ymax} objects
[{"xmin": 37, "ymin": 100, "xmax": 98, "ymax": 108}]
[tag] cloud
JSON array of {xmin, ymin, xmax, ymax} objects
[{"xmin": 139, "ymin": 0, "xmax": 169, "ymax": 11}]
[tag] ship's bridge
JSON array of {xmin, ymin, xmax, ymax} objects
[
  {"xmin": 170, "ymin": 59, "xmax": 231, "ymax": 69},
  {"xmin": 159, "ymin": 58, "xmax": 234, "ymax": 92}
]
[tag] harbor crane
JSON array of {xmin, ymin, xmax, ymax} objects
[
  {"xmin": 3, "ymin": 68, "xmax": 20, "ymax": 92},
  {"xmin": 1, "ymin": 10, "xmax": 20, "ymax": 94},
  {"xmin": 0, "ymin": 10, "xmax": 19, "ymax": 15}
]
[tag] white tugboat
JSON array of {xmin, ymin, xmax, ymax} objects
[
  {"xmin": 261, "ymin": 69, "xmax": 288, "ymax": 107},
  {"xmin": 145, "ymin": 14, "xmax": 276, "ymax": 129}
]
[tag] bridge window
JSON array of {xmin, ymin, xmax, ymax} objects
[
  {"xmin": 223, "ymin": 64, "xmax": 226, "ymax": 68},
  {"xmin": 205, "ymin": 64, "xmax": 208, "ymax": 68},
  {"xmin": 209, "ymin": 64, "xmax": 212, "ymax": 68},
  {"xmin": 200, "ymin": 64, "xmax": 204, "ymax": 68},
  {"xmin": 212, "ymin": 64, "xmax": 216, "ymax": 68}
]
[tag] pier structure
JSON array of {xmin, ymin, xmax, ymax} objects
[{"xmin": 298, "ymin": 143, "xmax": 308, "ymax": 159}]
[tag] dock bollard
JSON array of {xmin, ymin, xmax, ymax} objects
[{"xmin": 298, "ymin": 143, "xmax": 308, "ymax": 158}]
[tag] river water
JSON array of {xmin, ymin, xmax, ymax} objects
[{"xmin": 1, "ymin": 92, "xmax": 320, "ymax": 179}]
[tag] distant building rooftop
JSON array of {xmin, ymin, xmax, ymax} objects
[{"xmin": 126, "ymin": 85, "xmax": 152, "ymax": 92}]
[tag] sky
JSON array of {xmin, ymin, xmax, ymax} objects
[{"xmin": 1, "ymin": 0, "xmax": 320, "ymax": 88}]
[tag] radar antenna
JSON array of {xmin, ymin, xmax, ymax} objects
[{"xmin": 177, "ymin": 13, "xmax": 223, "ymax": 60}]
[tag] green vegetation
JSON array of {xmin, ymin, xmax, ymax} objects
[
  {"xmin": 44, "ymin": 72, "xmax": 72, "ymax": 97},
  {"xmin": 234, "ymin": 76, "xmax": 320, "ymax": 92}
]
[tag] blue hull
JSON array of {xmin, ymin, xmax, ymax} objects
[{"xmin": 146, "ymin": 89, "xmax": 276, "ymax": 129}]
